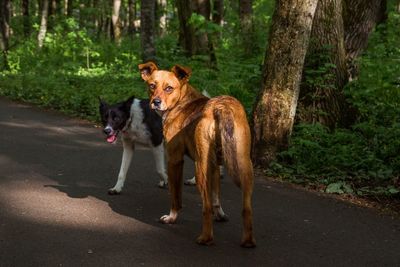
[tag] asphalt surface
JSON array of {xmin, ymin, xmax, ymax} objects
[{"xmin": 0, "ymin": 96, "xmax": 399, "ymax": 267}]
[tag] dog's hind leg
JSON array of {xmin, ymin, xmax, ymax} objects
[
  {"xmin": 151, "ymin": 144, "xmax": 168, "ymax": 188},
  {"xmin": 212, "ymin": 166, "xmax": 228, "ymax": 222},
  {"xmin": 109, "ymin": 138, "xmax": 134, "ymax": 195}
]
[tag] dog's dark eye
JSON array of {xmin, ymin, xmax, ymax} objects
[
  {"xmin": 149, "ymin": 84, "xmax": 156, "ymax": 90},
  {"xmin": 165, "ymin": 86, "xmax": 173, "ymax": 93}
]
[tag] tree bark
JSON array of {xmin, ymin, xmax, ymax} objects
[
  {"xmin": 212, "ymin": 0, "xmax": 223, "ymax": 26},
  {"xmin": 38, "ymin": 0, "xmax": 49, "ymax": 48},
  {"xmin": 252, "ymin": 0, "xmax": 319, "ymax": 166},
  {"xmin": 157, "ymin": 0, "xmax": 167, "ymax": 37},
  {"xmin": 22, "ymin": 0, "xmax": 30, "ymax": 37},
  {"xmin": 66, "ymin": 0, "xmax": 73, "ymax": 17},
  {"xmin": 298, "ymin": 0, "xmax": 354, "ymax": 129},
  {"xmin": 343, "ymin": 0, "xmax": 387, "ymax": 80},
  {"xmin": 112, "ymin": 0, "xmax": 122, "ymax": 44},
  {"xmin": 128, "ymin": 0, "xmax": 137, "ymax": 36},
  {"xmin": 176, "ymin": 0, "xmax": 195, "ymax": 56},
  {"xmin": 239, "ymin": 0, "xmax": 253, "ymax": 54},
  {"xmin": 141, "ymin": 0, "xmax": 156, "ymax": 61},
  {"xmin": 192, "ymin": 0, "xmax": 211, "ymax": 55},
  {"xmin": 0, "ymin": 0, "xmax": 11, "ymax": 70}
]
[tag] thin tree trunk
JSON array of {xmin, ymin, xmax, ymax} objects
[
  {"xmin": 112, "ymin": 0, "xmax": 122, "ymax": 44},
  {"xmin": 22, "ymin": 0, "xmax": 30, "ymax": 37},
  {"xmin": 176, "ymin": 0, "xmax": 195, "ymax": 56},
  {"xmin": 397, "ymin": 0, "xmax": 400, "ymax": 13},
  {"xmin": 37, "ymin": 0, "xmax": 49, "ymax": 48},
  {"xmin": 0, "ymin": 0, "xmax": 11, "ymax": 70},
  {"xmin": 252, "ymin": 0, "xmax": 319, "ymax": 166},
  {"xmin": 343, "ymin": 0, "xmax": 387, "ymax": 80},
  {"xmin": 239, "ymin": 0, "xmax": 253, "ymax": 54},
  {"xmin": 158, "ymin": 0, "xmax": 167, "ymax": 37},
  {"xmin": 192, "ymin": 0, "xmax": 211, "ymax": 55},
  {"xmin": 128, "ymin": 0, "xmax": 136, "ymax": 36},
  {"xmin": 298, "ymin": 0, "xmax": 354, "ymax": 129},
  {"xmin": 213, "ymin": 0, "xmax": 223, "ymax": 26},
  {"xmin": 66, "ymin": 0, "xmax": 73, "ymax": 17},
  {"xmin": 141, "ymin": 0, "xmax": 156, "ymax": 61}
]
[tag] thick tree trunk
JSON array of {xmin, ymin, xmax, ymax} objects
[
  {"xmin": 22, "ymin": 0, "xmax": 30, "ymax": 37},
  {"xmin": 37, "ymin": 0, "xmax": 49, "ymax": 48},
  {"xmin": 0, "ymin": 0, "xmax": 11, "ymax": 70},
  {"xmin": 298, "ymin": 0, "xmax": 354, "ymax": 129},
  {"xmin": 343, "ymin": 0, "xmax": 387, "ymax": 80},
  {"xmin": 112, "ymin": 0, "xmax": 122, "ymax": 44},
  {"xmin": 140, "ymin": 0, "xmax": 156, "ymax": 61},
  {"xmin": 239, "ymin": 0, "xmax": 253, "ymax": 54},
  {"xmin": 252, "ymin": 0, "xmax": 319, "ymax": 166}
]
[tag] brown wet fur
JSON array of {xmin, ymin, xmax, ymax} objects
[{"xmin": 138, "ymin": 62, "xmax": 256, "ymax": 247}]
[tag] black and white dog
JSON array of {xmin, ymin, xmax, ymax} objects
[{"xmin": 99, "ymin": 96, "xmax": 168, "ymax": 194}]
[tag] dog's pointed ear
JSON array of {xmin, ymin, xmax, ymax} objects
[
  {"xmin": 171, "ymin": 65, "xmax": 192, "ymax": 83},
  {"xmin": 138, "ymin": 61, "xmax": 158, "ymax": 81}
]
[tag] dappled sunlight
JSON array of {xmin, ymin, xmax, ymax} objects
[
  {"xmin": 0, "ymin": 177, "xmax": 156, "ymax": 234},
  {"xmin": 0, "ymin": 120, "xmax": 96, "ymax": 136}
]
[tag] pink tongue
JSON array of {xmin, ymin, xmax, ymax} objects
[{"xmin": 107, "ymin": 135, "xmax": 117, "ymax": 143}]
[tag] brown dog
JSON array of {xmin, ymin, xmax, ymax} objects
[{"xmin": 138, "ymin": 61, "xmax": 255, "ymax": 247}]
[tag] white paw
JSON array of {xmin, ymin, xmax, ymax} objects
[
  {"xmin": 159, "ymin": 211, "xmax": 177, "ymax": 224},
  {"xmin": 108, "ymin": 187, "xmax": 122, "ymax": 195},
  {"xmin": 184, "ymin": 176, "xmax": 196, "ymax": 186},
  {"xmin": 158, "ymin": 180, "xmax": 168, "ymax": 189}
]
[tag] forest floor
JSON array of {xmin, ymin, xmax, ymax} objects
[{"xmin": 1, "ymin": 96, "xmax": 399, "ymax": 266}]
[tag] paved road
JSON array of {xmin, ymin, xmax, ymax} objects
[{"xmin": 0, "ymin": 96, "xmax": 399, "ymax": 267}]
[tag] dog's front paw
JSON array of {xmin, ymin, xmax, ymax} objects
[
  {"xmin": 184, "ymin": 176, "xmax": 196, "ymax": 186},
  {"xmin": 158, "ymin": 180, "xmax": 168, "ymax": 189},
  {"xmin": 159, "ymin": 212, "xmax": 177, "ymax": 224},
  {"xmin": 214, "ymin": 213, "xmax": 229, "ymax": 222},
  {"xmin": 108, "ymin": 188, "xmax": 122, "ymax": 195},
  {"xmin": 240, "ymin": 237, "xmax": 256, "ymax": 248},
  {"xmin": 196, "ymin": 234, "xmax": 214, "ymax": 246}
]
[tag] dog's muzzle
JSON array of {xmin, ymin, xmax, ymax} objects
[
  {"xmin": 103, "ymin": 126, "xmax": 118, "ymax": 144},
  {"xmin": 152, "ymin": 97, "xmax": 162, "ymax": 108}
]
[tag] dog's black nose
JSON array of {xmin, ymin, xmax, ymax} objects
[
  {"xmin": 103, "ymin": 128, "xmax": 112, "ymax": 135},
  {"xmin": 152, "ymin": 98, "xmax": 161, "ymax": 107}
]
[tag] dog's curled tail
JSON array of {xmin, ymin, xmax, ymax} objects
[{"xmin": 214, "ymin": 97, "xmax": 254, "ymax": 189}]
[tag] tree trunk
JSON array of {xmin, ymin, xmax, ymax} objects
[
  {"xmin": 252, "ymin": 0, "xmax": 319, "ymax": 166},
  {"xmin": 0, "ymin": 0, "xmax": 11, "ymax": 70},
  {"xmin": 176, "ymin": 0, "xmax": 195, "ymax": 56},
  {"xmin": 298, "ymin": 0, "xmax": 354, "ymax": 129},
  {"xmin": 66, "ymin": 0, "xmax": 73, "ymax": 17},
  {"xmin": 192, "ymin": 0, "xmax": 211, "ymax": 54},
  {"xmin": 343, "ymin": 0, "xmax": 387, "ymax": 80},
  {"xmin": 128, "ymin": 0, "xmax": 137, "ymax": 36},
  {"xmin": 239, "ymin": 0, "xmax": 253, "ymax": 54},
  {"xmin": 22, "ymin": 0, "xmax": 30, "ymax": 37},
  {"xmin": 157, "ymin": 0, "xmax": 167, "ymax": 37},
  {"xmin": 112, "ymin": 0, "xmax": 122, "ymax": 44},
  {"xmin": 213, "ymin": 0, "xmax": 223, "ymax": 26},
  {"xmin": 397, "ymin": 0, "xmax": 400, "ymax": 13},
  {"xmin": 140, "ymin": 0, "xmax": 156, "ymax": 61},
  {"xmin": 37, "ymin": 0, "xmax": 49, "ymax": 48}
]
